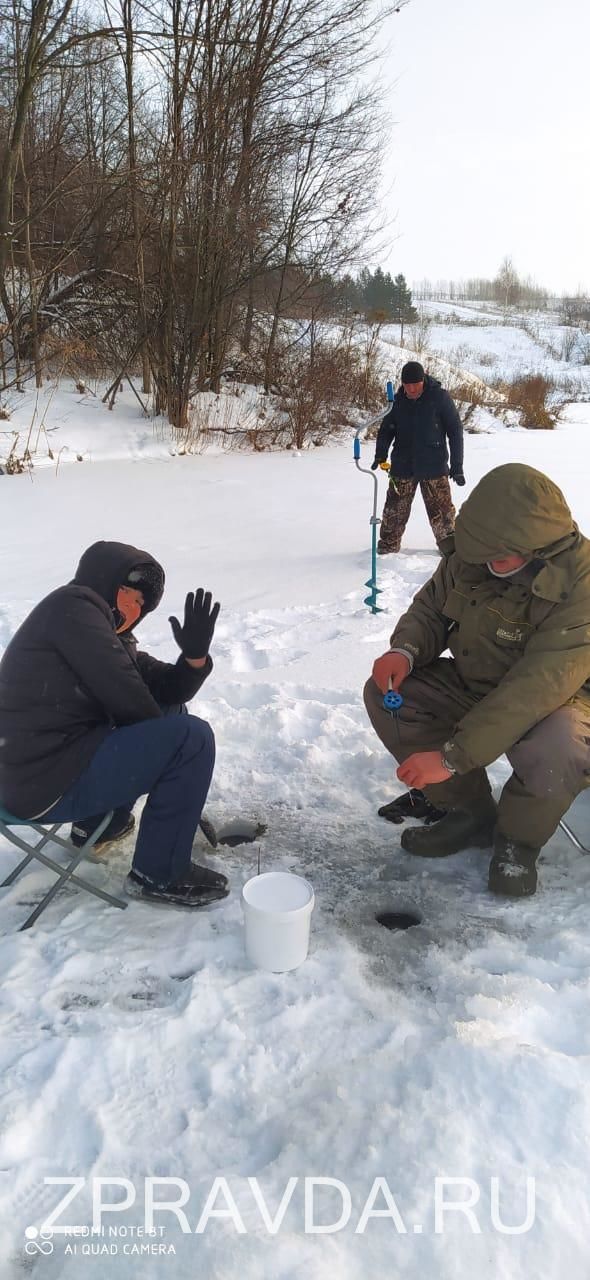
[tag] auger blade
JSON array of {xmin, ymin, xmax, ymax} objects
[{"xmin": 364, "ymin": 589, "xmax": 385, "ymax": 614}]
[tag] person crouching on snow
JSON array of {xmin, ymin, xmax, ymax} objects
[
  {"xmin": 364, "ymin": 464, "xmax": 590, "ymax": 897},
  {"xmin": 0, "ymin": 541, "xmax": 227, "ymax": 908}
]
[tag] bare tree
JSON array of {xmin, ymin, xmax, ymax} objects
[
  {"xmin": 494, "ymin": 256, "xmax": 520, "ymax": 312},
  {"xmin": 0, "ymin": 0, "xmax": 392, "ymax": 428},
  {"xmin": 0, "ymin": 0, "xmax": 121, "ymax": 319}
]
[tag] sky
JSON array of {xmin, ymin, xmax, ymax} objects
[{"xmin": 378, "ymin": 0, "xmax": 590, "ymax": 294}]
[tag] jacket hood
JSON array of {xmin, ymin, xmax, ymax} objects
[
  {"xmin": 454, "ymin": 464, "xmax": 576, "ymax": 563},
  {"xmin": 73, "ymin": 541, "xmax": 165, "ymax": 621}
]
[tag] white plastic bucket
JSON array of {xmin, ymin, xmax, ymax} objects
[{"xmin": 242, "ymin": 872, "xmax": 315, "ymax": 972}]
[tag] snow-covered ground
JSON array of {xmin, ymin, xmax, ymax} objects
[
  {"xmin": 0, "ymin": 379, "xmax": 270, "ymax": 470},
  {"xmin": 1, "ymin": 392, "xmax": 590, "ymax": 1279}
]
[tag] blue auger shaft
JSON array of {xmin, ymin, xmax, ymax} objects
[
  {"xmin": 353, "ymin": 404, "xmax": 389, "ymax": 614},
  {"xmin": 353, "ymin": 413, "xmax": 384, "ymax": 614},
  {"xmin": 371, "ymin": 515, "xmax": 378, "ymax": 604}
]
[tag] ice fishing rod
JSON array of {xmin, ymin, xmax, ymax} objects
[
  {"xmin": 353, "ymin": 380, "xmax": 395, "ymax": 615},
  {"xmin": 384, "ymin": 683, "xmax": 404, "ymax": 760}
]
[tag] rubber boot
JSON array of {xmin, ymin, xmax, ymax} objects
[
  {"xmin": 400, "ymin": 798, "xmax": 497, "ymax": 858},
  {"xmin": 488, "ymin": 831, "xmax": 540, "ymax": 897}
]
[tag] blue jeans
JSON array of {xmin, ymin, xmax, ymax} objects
[{"xmin": 44, "ymin": 714, "xmax": 215, "ymax": 885}]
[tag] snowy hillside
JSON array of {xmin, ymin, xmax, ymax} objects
[
  {"xmin": 0, "ymin": 391, "xmax": 590, "ymax": 1278},
  {"xmin": 409, "ymin": 300, "xmax": 590, "ymax": 391}
]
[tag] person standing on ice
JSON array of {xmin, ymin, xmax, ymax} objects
[
  {"xmin": 371, "ymin": 360, "xmax": 464, "ymax": 556},
  {"xmin": 364, "ymin": 464, "xmax": 590, "ymax": 898},
  {"xmin": 0, "ymin": 541, "xmax": 228, "ymax": 908}
]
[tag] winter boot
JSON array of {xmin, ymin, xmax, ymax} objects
[
  {"xmin": 488, "ymin": 831, "xmax": 540, "ymax": 898},
  {"xmin": 378, "ymin": 789, "xmax": 447, "ymax": 826},
  {"xmin": 71, "ymin": 809, "xmax": 135, "ymax": 853},
  {"xmin": 400, "ymin": 799, "xmax": 497, "ymax": 858},
  {"xmin": 125, "ymin": 861, "xmax": 229, "ymax": 908}
]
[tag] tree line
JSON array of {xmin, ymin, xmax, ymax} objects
[
  {"xmin": 413, "ymin": 257, "xmax": 590, "ymax": 321},
  {"xmin": 339, "ymin": 268, "xmax": 418, "ymax": 324},
  {"xmin": 413, "ymin": 259, "xmax": 550, "ymax": 310}
]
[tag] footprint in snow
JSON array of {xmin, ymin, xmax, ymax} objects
[
  {"xmin": 111, "ymin": 978, "xmax": 181, "ymax": 1012},
  {"xmin": 59, "ymin": 991, "xmax": 101, "ymax": 1011}
]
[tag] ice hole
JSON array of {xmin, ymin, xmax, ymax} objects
[{"xmin": 375, "ymin": 909, "xmax": 422, "ymax": 931}]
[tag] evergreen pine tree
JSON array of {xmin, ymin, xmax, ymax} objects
[
  {"xmin": 391, "ymin": 274, "xmax": 418, "ymax": 324},
  {"xmin": 340, "ymin": 268, "xmax": 418, "ymax": 324}
]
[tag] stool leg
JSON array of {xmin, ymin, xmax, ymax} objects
[
  {"xmin": 21, "ymin": 815, "xmax": 127, "ymax": 929},
  {"xmin": 0, "ymin": 814, "xmax": 128, "ymax": 930},
  {"xmin": 1, "ymin": 815, "xmax": 127, "ymax": 928},
  {"xmin": 20, "ymin": 842, "xmax": 94, "ymax": 929},
  {"xmin": 2, "ymin": 854, "xmax": 34, "ymax": 887},
  {"xmin": 0, "ymin": 824, "xmax": 58, "ymax": 886}
]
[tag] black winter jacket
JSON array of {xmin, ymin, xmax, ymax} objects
[
  {"xmin": 374, "ymin": 376, "xmax": 463, "ymax": 480},
  {"xmin": 0, "ymin": 541, "xmax": 212, "ymax": 819}
]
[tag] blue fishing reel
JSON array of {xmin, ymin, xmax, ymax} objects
[{"xmin": 383, "ymin": 690, "xmax": 403, "ymax": 712}]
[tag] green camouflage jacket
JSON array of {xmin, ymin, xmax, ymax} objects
[{"xmin": 389, "ymin": 464, "xmax": 590, "ymax": 773}]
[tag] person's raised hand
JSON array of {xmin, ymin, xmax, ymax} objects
[
  {"xmin": 371, "ymin": 650, "xmax": 410, "ymax": 695},
  {"xmin": 169, "ymin": 589, "xmax": 220, "ymax": 662}
]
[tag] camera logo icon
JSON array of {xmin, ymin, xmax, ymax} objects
[{"xmin": 24, "ymin": 1226, "xmax": 54, "ymax": 1256}]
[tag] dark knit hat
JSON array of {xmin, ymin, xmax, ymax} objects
[
  {"xmin": 401, "ymin": 361, "xmax": 425, "ymax": 384},
  {"xmin": 126, "ymin": 563, "xmax": 165, "ymax": 611}
]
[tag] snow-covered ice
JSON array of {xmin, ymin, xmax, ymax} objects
[{"xmin": 0, "ymin": 390, "xmax": 590, "ymax": 1278}]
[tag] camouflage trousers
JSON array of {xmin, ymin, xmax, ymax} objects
[
  {"xmin": 377, "ymin": 475, "xmax": 455, "ymax": 553},
  {"xmin": 364, "ymin": 662, "xmax": 590, "ymax": 847}
]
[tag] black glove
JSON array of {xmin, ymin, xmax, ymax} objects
[
  {"xmin": 371, "ymin": 458, "xmax": 382, "ymax": 471},
  {"xmin": 450, "ymin": 471, "xmax": 466, "ymax": 486},
  {"xmin": 169, "ymin": 589, "xmax": 220, "ymax": 659},
  {"xmin": 378, "ymin": 790, "xmax": 447, "ymax": 825}
]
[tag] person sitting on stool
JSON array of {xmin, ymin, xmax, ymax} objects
[{"xmin": 0, "ymin": 541, "xmax": 227, "ymax": 909}]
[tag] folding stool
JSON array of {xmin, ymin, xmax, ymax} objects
[{"xmin": 0, "ymin": 808, "xmax": 128, "ymax": 930}]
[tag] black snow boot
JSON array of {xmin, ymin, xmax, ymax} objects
[
  {"xmin": 126, "ymin": 862, "xmax": 229, "ymax": 908},
  {"xmin": 71, "ymin": 809, "xmax": 135, "ymax": 852},
  {"xmin": 488, "ymin": 832, "xmax": 540, "ymax": 898},
  {"xmin": 400, "ymin": 800, "xmax": 497, "ymax": 858},
  {"xmin": 378, "ymin": 789, "xmax": 447, "ymax": 826}
]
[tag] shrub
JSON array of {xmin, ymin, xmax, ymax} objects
[
  {"xmin": 275, "ymin": 343, "xmax": 363, "ymax": 449},
  {"xmin": 578, "ymin": 335, "xmax": 590, "ymax": 366},
  {"xmin": 503, "ymin": 373, "xmax": 562, "ymax": 429},
  {"xmin": 445, "ymin": 377, "xmax": 497, "ymax": 431},
  {"xmin": 560, "ymin": 329, "xmax": 578, "ymax": 362}
]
